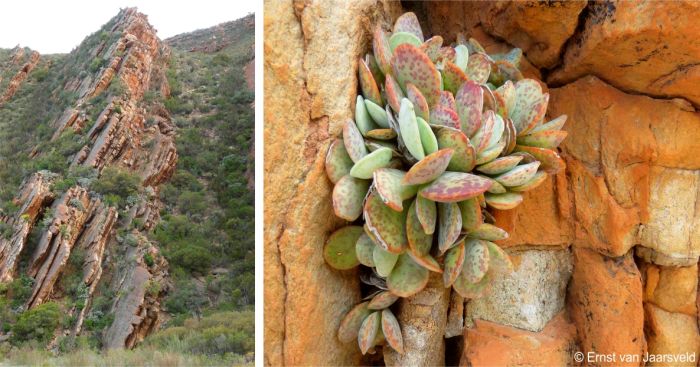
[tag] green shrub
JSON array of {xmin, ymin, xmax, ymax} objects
[
  {"xmin": 91, "ymin": 166, "xmax": 141, "ymax": 207},
  {"xmin": 11, "ymin": 302, "xmax": 62, "ymax": 345}
]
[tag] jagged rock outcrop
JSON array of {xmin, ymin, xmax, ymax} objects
[{"xmin": 0, "ymin": 48, "xmax": 40, "ymax": 105}]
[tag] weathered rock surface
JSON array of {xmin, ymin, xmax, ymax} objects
[
  {"xmin": 644, "ymin": 304, "xmax": 700, "ymax": 367},
  {"xmin": 466, "ymin": 249, "xmax": 572, "ymax": 332},
  {"xmin": 568, "ymin": 247, "xmax": 645, "ymax": 366},
  {"xmin": 460, "ymin": 312, "xmax": 578, "ymax": 367},
  {"xmin": 263, "ymin": 0, "xmax": 401, "ymax": 365},
  {"xmin": 642, "ymin": 263, "xmax": 698, "ymax": 316},
  {"xmin": 549, "ymin": 1, "xmax": 700, "ymax": 106}
]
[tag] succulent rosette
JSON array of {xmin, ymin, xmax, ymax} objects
[{"xmin": 323, "ymin": 12, "xmax": 568, "ymax": 355}]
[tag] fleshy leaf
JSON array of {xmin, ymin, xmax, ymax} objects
[
  {"xmin": 392, "ymin": 44, "xmax": 441, "ymax": 107},
  {"xmin": 493, "ymin": 80, "xmax": 515, "ymax": 118},
  {"xmin": 356, "ymin": 95, "xmax": 378, "ymax": 136},
  {"xmin": 358, "ymin": 312, "xmax": 381, "ymax": 355},
  {"xmin": 338, "ymin": 302, "xmax": 371, "ymax": 343},
  {"xmin": 494, "ymin": 162, "xmax": 540, "ymax": 187},
  {"xmin": 455, "ymin": 81, "xmax": 483, "ymax": 137},
  {"xmin": 381, "ymin": 309, "xmax": 405, "ymax": 354},
  {"xmin": 459, "ymin": 197, "xmax": 482, "ymax": 232},
  {"xmin": 482, "ymin": 176, "xmax": 507, "ymax": 194},
  {"xmin": 476, "ymin": 155, "xmax": 523, "ymax": 175},
  {"xmin": 436, "ymin": 127, "xmax": 476, "ymax": 172},
  {"xmin": 471, "ymin": 110, "xmax": 495, "ymax": 154},
  {"xmin": 510, "ymin": 170, "xmax": 548, "ymax": 192},
  {"xmin": 475, "ymin": 141, "xmax": 506, "ymax": 165},
  {"xmin": 406, "ymin": 199, "xmax": 433, "ymax": 256},
  {"xmin": 385, "ymin": 73, "xmax": 405, "ymax": 113},
  {"xmin": 366, "ymin": 129, "xmax": 398, "ymax": 140},
  {"xmin": 365, "ymin": 99, "xmax": 390, "ymax": 128},
  {"xmin": 373, "ymin": 245, "xmax": 400, "ymax": 277},
  {"xmin": 484, "ymin": 241, "xmax": 513, "ymax": 273},
  {"xmin": 415, "ymin": 195, "xmax": 437, "ymax": 235},
  {"xmin": 503, "ymin": 117, "xmax": 518, "ymax": 156},
  {"xmin": 466, "ymin": 53, "xmax": 491, "ymax": 84},
  {"xmin": 486, "ymin": 113, "xmax": 505, "ymax": 150},
  {"xmin": 404, "ymin": 149, "xmax": 453, "ymax": 185},
  {"xmin": 368, "ymin": 291, "xmax": 400, "ymax": 310},
  {"xmin": 439, "ymin": 91, "xmax": 456, "ymax": 111},
  {"xmin": 513, "ymin": 145, "xmax": 565, "ymax": 174},
  {"xmin": 530, "ymin": 114, "xmax": 568, "ymax": 134},
  {"xmin": 408, "ymin": 251, "xmax": 442, "ymax": 273},
  {"xmin": 511, "ymin": 79, "xmax": 545, "ymax": 133},
  {"xmin": 467, "ymin": 38, "xmax": 486, "ymax": 54},
  {"xmin": 333, "ymin": 175, "xmax": 370, "ymax": 221},
  {"xmin": 393, "ymin": 12, "xmax": 424, "ymax": 41},
  {"xmin": 365, "ymin": 191, "xmax": 408, "ymax": 253},
  {"xmin": 326, "ymin": 139, "xmax": 354, "ymax": 183},
  {"xmin": 373, "ymin": 25, "xmax": 393, "ymax": 75},
  {"xmin": 420, "ymin": 171, "xmax": 492, "ymax": 203},
  {"xmin": 420, "ymin": 36, "xmax": 443, "ymax": 62},
  {"xmin": 387, "ymin": 254, "xmax": 430, "ymax": 297},
  {"xmin": 416, "ymin": 117, "xmax": 439, "ymax": 155},
  {"xmin": 438, "ymin": 202, "xmax": 462, "ymax": 253},
  {"xmin": 398, "ymin": 98, "xmax": 426, "ymax": 160},
  {"xmin": 453, "ymin": 267, "xmax": 492, "ymax": 299},
  {"xmin": 359, "ymin": 58, "xmax": 382, "ymax": 105},
  {"xmin": 438, "ymin": 46, "xmax": 456, "ymax": 64},
  {"xmin": 356, "ymin": 233, "xmax": 376, "ymax": 267},
  {"xmin": 366, "ymin": 139, "xmax": 399, "ymax": 155},
  {"xmin": 374, "ymin": 168, "xmax": 417, "ymax": 212},
  {"xmin": 463, "ymin": 239, "xmax": 489, "ymax": 283},
  {"xmin": 484, "ymin": 192, "xmax": 524, "ymax": 210},
  {"xmin": 517, "ymin": 130, "xmax": 568, "ymax": 149},
  {"xmin": 350, "ymin": 147, "xmax": 393, "ymax": 179},
  {"xmin": 429, "ymin": 106, "xmax": 460, "ymax": 129},
  {"xmin": 443, "ymin": 241, "xmax": 465, "ymax": 287},
  {"xmin": 442, "ymin": 61, "xmax": 469, "ymax": 95},
  {"xmin": 406, "ymin": 83, "xmax": 429, "ymax": 121},
  {"xmin": 389, "ymin": 31, "xmax": 423, "ymax": 53},
  {"xmin": 324, "ymin": 226, "xmax": 363, "ymax": 270},
  {"xmin": 343, "ymin": 120, "xmax": 368, "ymax": 163},
  {"xmin": 454, "ymin": 45, "xmax": 469, "ymax": 71},
  {"xmin": 469, "ymin": 223, "xmax": 508, "ymax": 241},
  {"xmin": 519, "ymin": 94, "xmax": 549, "ymax": 136}
]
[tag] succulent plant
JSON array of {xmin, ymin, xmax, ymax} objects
[{"xmin": 324, "ymin": 12, "xmax": 568, "ymax": 355}]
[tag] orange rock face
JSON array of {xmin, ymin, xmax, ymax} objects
[
  {"xmin": 461, "ymin": 312, "xmax": 578, "ymax": 367},
  {"xmin": 550, "ymin": 1, "xmax": 700, "ymax": 106},
  {"xmin": 642, "ymin": 263, "xmax": 697, "ymax": 317},
  {"xmin": 644, "ymin": 304, "xmax": 700, "ymax": 367},
  {"xmin": 568, "ymin": 247, "xmax": 646, "ymax": 366}
]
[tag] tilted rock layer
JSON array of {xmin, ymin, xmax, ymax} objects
[{"xmin": 265, "ymin": 0, "xmax": 700, "ymax": 366}]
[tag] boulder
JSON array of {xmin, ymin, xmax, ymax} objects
[
  {"xmin": 642, "ymin": 262, "xmax": 697, "ymax": 317},
  {"xmin": 644, "ymin": 304, "xmax": 700, "ymax": 367}
]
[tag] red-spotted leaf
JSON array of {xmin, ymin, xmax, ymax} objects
[
  {"xmin": 408, "ymin": 251, "xmax": 442, "ymax": 273},
  {"xmin": 484, "ymin": 192, "xmax": 523, "ymax": 210},
  {"xmin": 429, "ymin": 106, "xmax": 460, "ymax": 130},
  {"xmin": 468, "ymin": 223, "xmax": 508, "ymax": 241},
  {"xmin": 455, "ymin": 81, "xmax": 483, "ymax": 137},
  {"xmin": 436, "ymin": 127, "xmax": 476, "ymax": 172},
  {"xmin": 387, "ymin": 254, "xmax": 429, "ymax": 297},
  {"xmin": 406, "ymin": 199, "xmax": 433, "ymax": 256},
  {"xmin": 471, "ymin": 110, "xmax": 495, "ymax": 154},
  {"xmin": 442, "ymin": 61, "xmax": 469, "ymax": 95},
  {"xmin": 494, "ymin": 80, "xmax": 516, "ymax": 118},
  {"xmin": 466, "ymin": 53, "xmax": 491, "ymax": 84},
  {"xmin": 439, "ymin": 91, "xmax": 456, "ymax": 111},
  {"xmin": 463, "ymin": 239, "xmax": 489, "ymax": 283},
  {"xmin": 438, "ymin": 202, "xmax": 462, "ymax": 253},
  {"xmin": 358, "ymin": 311, "xmax": 381, "ymax": 354},
  {"xmin": 459, "ymin": 197, "xmax": 482, "ymax": 232},
  {"xmin": 510, "ymin": 170, "xmax": 548, "ymax": 192},
  {"xmin": 368, "ymin": 291, "xmax": 399, "ymax": 310},
  {"xmin": 385, "ymin": 73, "xmax": 405, "ymax": 113},
  {"xmin": 475, "ymin": 141, "xmax": 506, "ymax": 165},
  {"xmin": 338, "ymin": 301, "xmax": 371, "ymax": 343},
  {"xmin": 483, "ymin": 176, "xmax": 507, "ymax": 194},
  {"xmin": 366, "ymin": 129, "xmax": 398, "ymax": 140},
  {"xmin": 374, "ymin": 168, "xmax": 418, "ymax": 212},
  {"xmin": 326, "ymin": 139, "xmax": 354, "ymax": 183},
  {"xmin": 406, "ymin": 83, "xmax": 429, "ymax": 121},
  {"xmin": 343, "ymin": 120, "xmax": 368, "ymax": 163},
  {"xmin": 504, "ymin": 117, "xmax": 518, "ymax": 155},
  {"xmin": 389, "ymin": 32, "xmax": 423, "ymax": 53},
  {"xmin": 484, "ymin": 241, "xmax": 513, "ymax": 273},
  {"xmin": 511, "ymin": 79, "xmax": 544, "ymax": 133},
  {"xmin": 392, "ymin": 44, "xmax": 441, "ymax": 107},
  {"xmin": 530, "ymin": 114, "xmax": 568, "ymax": 134},
  {"xmin": 443, "ymin": 241, "xmax": 465, "ymax": 287},
  {"xmin": 476, "ymin": 155, "xmax": 523, "ymax": 175},
  {"xmin": 403, "ymin": 149, "xmax": 454, "ymax": 185},
  {"xmin": 438, "ymin": 46, "xmax": 456, "ymax": 64},
  {"xmin": 494, "ymin": 162, "xmax": 540, "ymax": 187},
  {"xmin": 366, "ymin": 53, "xmax": 385, "ymax": 87},
  {"xmin": 453, "ymin": 267, "xmax": 492, "ymax": 299},
  {"xmin": 415, "ymin": 195, "xmax": 437, "ymax": 235},
  {"xmin": 513, "ymin": 145, "xmax": 565, "ymax": 174},
  {"xmin": 364, "ymin": 191, "xmax": 407, "ymax": 253},
  {"xmin": 356, "ymin": 233, "xmax": 376, "ymax": 267},
  {"xmin": 420, "ymin": 172, "xmax": 492, "ymax": 203},
  {"xmin": 373, "ymin": 245, "xmax": 399, "ymax": 277},
  {"xmin": 517, "ymin": 130, "xmax": 568, "ymax": 149},
  {"xmin": 373, "ymin": 25, "xmax": 392, "ymax": 75},
  {"xmin": 381, "ymin": 309, "xmax": 405, "ymax": 354},
  {"xmin": 420, "ymin": 35, "xmax": 443, "ymax": 62},
  {"xmin": 393, "ymin": 12, "xmax": 424, "ymax": 41},
  {"xmin": 350, "ymin": 147, "xmax": 393, "ymax": 179},
  {"xmin": 359, "ymin": 58, "xmax": 382, "ymax": 105},
  {"xmin": 333, "ymin": 175, "xmax": 370, "ymax": 221},
  {"xmin": 324, "ymin": 226, "xmax": 363, "ymax": 270}
]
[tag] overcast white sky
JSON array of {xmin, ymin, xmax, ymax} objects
[{"xmin": 0, "ymin": 1, "xmax": 256, "ymax": 54}]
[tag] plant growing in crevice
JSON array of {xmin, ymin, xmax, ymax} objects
[{"xmin": 324, "ymin": 12, "xmax": 568, "ymax": 356}]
